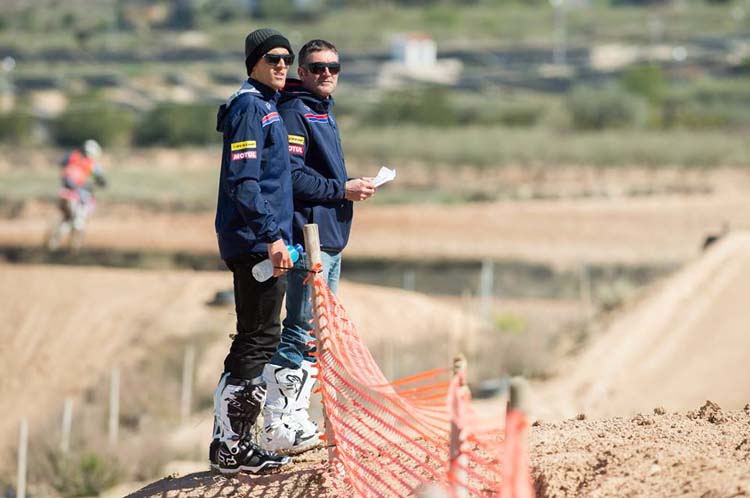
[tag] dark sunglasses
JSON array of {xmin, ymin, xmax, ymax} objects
[
  {"xmin": 304, "ymin": 62, "xmax": 341, "ymax": 75},
  {"xmin": 262, "ymin": 53, "xmax": 295, "ymax": 67}
]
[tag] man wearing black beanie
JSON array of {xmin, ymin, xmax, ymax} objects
[{"xmin": 209, "ymin": 28, "xmax": 308, "ymax": 475}]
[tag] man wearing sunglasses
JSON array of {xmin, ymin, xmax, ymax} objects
[
  {"xmin": 210, "ymin": 28, "xmax": 310, "ymax": 475},
  {"xmin": 260, "ymin": 39, "xmax": 376, "ymax": 455}
]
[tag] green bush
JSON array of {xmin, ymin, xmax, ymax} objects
[
  {"xmin": 496, "ymin": 102, "xmax": 546, "ymax": 127},
  {"xmin": 374, "ymin": 87, "xmax": 457, "ymax": 126},
  {"xmin": 53, "ymin": 100, "xmax": 136, "ymax": 147},
  {"xmin": 494, "ymin": 313, "xmax": 528, "ymax": 335},
  {"xmin": 567, "ymin": 85, "xmax": 647, "ymax": 130},
  {"xmin": 0, "ymin": 111, "xmax": 33, "ymax": 144},
  {"xmin": 620, "ymin": 63, "xmax": 666, "ymax": 103},
  {"xmin": 135, "ymin": 103, "xmax": 220, "ymax": 146},
  {"xmin": 45, "ymin": 452, "xmax": 123, "ymax": 498},
  {"xmin": 663, "ymin": 78, "xmax": 750, "ymax": 129}
]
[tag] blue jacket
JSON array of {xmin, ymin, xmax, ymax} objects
[
  {"xmin": 214, "ymin": 78, "xmax": 293, "ymax": 261},
  {"xmin": 278, "ymin": 79, "xmax": 352, "ymax": 252}
]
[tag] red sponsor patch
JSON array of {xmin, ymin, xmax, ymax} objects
[
  {"xmin": 288, "ymin": 145, "xmax": 304, "ymax": 155},
  {"xmin": 231, "ymin": 150, "xmax": 257, "ymax": 161}
]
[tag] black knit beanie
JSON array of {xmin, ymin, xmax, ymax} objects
[{"xmin": 244, "ymin": 28, "xmax": 293, "ymax": 75}]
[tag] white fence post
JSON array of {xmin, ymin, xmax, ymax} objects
[
  {"xmin": 402, "ymin": 268, "xmax": 416, "ymax": 291},
  {"xmin": 579, "ymin": 262, "xmax": 592, "ymax": 309},
  {"xmin": 479, "ymin": 259, "xmax": 494, "ymax": 322},
  {"xmin": 108, "ymin": 368, "xmax": 120, "ymax": 448},
  {"xmin": 61, "ymin": 397, "xmax": 73, "ymax": 454},
  {"xmin": 180, "ymin": 345, "xmax": 196, "ymax": 423},
  {"xmin": 17, "ymin": 418, "xmax": 28, "ymax": 498}
]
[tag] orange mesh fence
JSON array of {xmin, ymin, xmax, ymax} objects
[{"xmin": 308, "ymin": 271, "xmax": 534, "ymax": 498}]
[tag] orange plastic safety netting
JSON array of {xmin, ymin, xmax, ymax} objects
[{"xmin": 307, "ymin": 271, "xmax": 535, "ymax": 498}]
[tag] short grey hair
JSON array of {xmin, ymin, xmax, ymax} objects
[{"xmin": 299, "ymin": 39, "xmax": 338, "ymax": 66}]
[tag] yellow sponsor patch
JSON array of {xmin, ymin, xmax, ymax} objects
[
  {"xmin": 288, "ymin": 135, "xmax": 305, "ymax": 146},
  {"xmin": 231, "ymin": 140, "xmax": 256, "ymax": 151}
]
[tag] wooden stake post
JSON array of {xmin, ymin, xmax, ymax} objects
[
  {"xmin": 303, "ymin": 223, "xmax": 338, "ymax": 464},
  {"xmin": 449, "ymin": 354, "xmax": 468, "ymax": 498}
]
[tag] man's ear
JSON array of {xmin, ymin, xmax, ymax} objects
[{"xmin": 297, "ymin": 66, "xmax": 304, "ymax": 79}]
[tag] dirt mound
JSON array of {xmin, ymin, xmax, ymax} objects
[
  {"xmin": 125, "ymin": 402, "xmax": 750, "ymax": 498},
  {"xmin": 531, "ymin": 402, "xmax": 750, "ymax": 497},
  {"xmin": 535, "ymin": 232, "xmax": 750, "ymax": 419}
]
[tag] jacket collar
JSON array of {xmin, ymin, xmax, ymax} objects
[
  {"xmin": 224, "ymin": 78, "xmax": 279, "ymax": 108},
  {"xmin": 281, "ymin": 79, "xmax": 334, "ymax": 113}
]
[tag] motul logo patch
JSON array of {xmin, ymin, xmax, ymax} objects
[
  {"xmin": 289, "ymin": 145, "xmax": 304, "ymax": 155},
  {"xmin": 232, "ymin": 151, "xmax": 257, "ymax": 161}
]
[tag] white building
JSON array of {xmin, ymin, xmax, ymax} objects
[{"xmin": 378, "ymin": 33, "xmax": 461, "ymax": 88}]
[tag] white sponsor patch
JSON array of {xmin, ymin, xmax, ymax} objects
[{"xmin": 231, "ymin": 150, "xmax": 257, "ymax": 161}]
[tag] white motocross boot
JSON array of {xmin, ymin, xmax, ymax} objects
[
  {"xmin": 261, "ymin": 363, "xmax": 321, "ymax": 455},
  {"xmin": 293, "ymin": 360, "xmax": 321, "ymax": 437},
  {"xmin": 209, "ymin": 373, "xmax": 291, "ymax": 474}
]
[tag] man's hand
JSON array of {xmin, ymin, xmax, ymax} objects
[
  {"xmin": 267, "ymin": 239, "xmax": 292, "ymax": 278},
  {"xmin": 345, "ymin": 178, "xmax": 376, "ymax": 202}
]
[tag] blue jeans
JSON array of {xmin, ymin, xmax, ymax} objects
[{"xmin": 270, "ymin": 250, "xmax": 341, "ymax": 369}]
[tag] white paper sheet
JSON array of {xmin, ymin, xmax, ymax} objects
[{"xmin": 372, "ymin": 166, "xmax": 396, "ymax": 188}]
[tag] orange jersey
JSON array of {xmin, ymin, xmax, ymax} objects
[{"xmin": 62, "ymin": 150, "xmax": 96, "ymax": 187}]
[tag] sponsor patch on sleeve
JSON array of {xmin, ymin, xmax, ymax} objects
[
  {"xmin": 231, "ymin": 150, "xmax": 257, "ymax": 161},
  {"xmin": 288, "ymin": 135, "xmax": 305, "ymax": 146},
  {"xmin": 261, "ymin": 112, "xmax": 280, "ymax": 127},
  {"xmin": 304, "ymin": 113, "xmax": 328, "ymax": 124},
  {"xmin": 231, "ymin": 140, "xmax": 256, "ymax": 151},
  {"xmin": 288, "ymin": 145, "xmax": 304, "ymax": 155}
]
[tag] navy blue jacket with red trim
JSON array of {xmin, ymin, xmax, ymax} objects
[
  {"xmin": 214, "ymin": 78, "xmax": 293, "ymax": 261},
  {"xmin": 278, "ymin": 79, "xmax": 352, "ymax": 252}
]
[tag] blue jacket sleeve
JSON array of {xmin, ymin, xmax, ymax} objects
[
  {"xmin": 222, "ymin": 108, "xmax": 281, "ymax": 243},
  {"xmin": 280, "ymin": 107, "xmax": 345, "ymax": 203}
]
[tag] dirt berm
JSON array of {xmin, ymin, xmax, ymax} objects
[{"xmin": 123, "ymin": 402, "xmax": 750, "ymax": 498}]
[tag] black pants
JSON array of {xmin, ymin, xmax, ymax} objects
[{"xmin": 223, "ymin": 255, "xmax": 287, "ymax": 381}]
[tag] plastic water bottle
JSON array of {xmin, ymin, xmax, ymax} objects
[{"xmin": 252, "ymin": 243, "xmax": 303, "ymax": 282}]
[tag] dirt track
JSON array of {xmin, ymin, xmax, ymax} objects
[
  {"xmin": 534, "ymin": 232, "xmax": 750, "ymax": 420},
  {"xmin": 3, "ymin": 191, "xmax": 750, "ymax": 266}
]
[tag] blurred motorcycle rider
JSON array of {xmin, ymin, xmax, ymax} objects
[{"xmin": 47, "ymin": 139, "xmax": 107, "ymax": 251}]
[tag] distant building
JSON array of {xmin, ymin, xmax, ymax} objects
[
  {"xmin": 378, "ymin": 33, "xmax": 461, "ymax": 88},
  {"xmin": 391, "ymin": 33, "xmax": 437, "ymax": 67}
]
